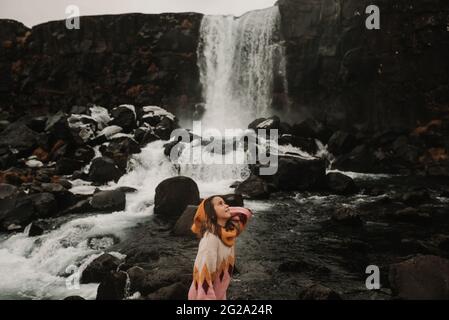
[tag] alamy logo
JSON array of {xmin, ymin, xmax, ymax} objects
[
  {"xmin": 365, "ymin": 5, "xmax": 380, "ymax": 30},
  {"xmin": 65, "ymin": 264, "xmax": 81, "ymax": 290},
  {"xmin": 365, "ymin": 265, "xmax": 380, "ymax": 290},
  {"xmin": 169, "ymin": 121, "xmax": 279, "ymax": 176},
  {"xmin": 65, "ymin": 5, "xmax": 80, "ymax": 30}
]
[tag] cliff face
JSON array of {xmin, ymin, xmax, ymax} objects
[
  {"xmin": 278, "ymin": 0, "xmax": 449, "ymax": 132},
  {"xmin": 0, "ymin": 13, "xmax": 203, "ymax": 118},
  {"xmin": 1, "ymin": 3, "xmax": 448, "ymax": 132}
]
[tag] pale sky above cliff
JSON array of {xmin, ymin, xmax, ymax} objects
[{"xmin": 0, "ymin": 0, "xmax": 277, "ymax": 27}]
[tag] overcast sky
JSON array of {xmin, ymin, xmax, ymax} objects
[{"xmin": 0, "ymin": 0, "xmax": 277, "ymax": 27}]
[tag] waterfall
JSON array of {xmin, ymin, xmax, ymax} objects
[{"xmin": 197, "ymin": 6, "xmax": 288, "ymax": 131}]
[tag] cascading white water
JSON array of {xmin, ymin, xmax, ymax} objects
[{"xmin": 198, "ymin": 6, "xmax": 287, "ymax": 131}]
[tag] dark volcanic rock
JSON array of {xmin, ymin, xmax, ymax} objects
[
  {"xmin": 327, "ymin": 131, "xmax": 357, "ymax": 156},
  {"xmin": 96, "ymin": 271, "xmax": 128, "ymax": 300},
  {"xmin": 298, "ymin": 284, "xmax": 342, "ymax": 300},
  {"xmin": 110, "ymin": 105, "xmax": 137, "ymax": 133},
  {"xmin": 81, "ymin": 253, "xmax": 123, "ymax": 284},
  {"xmin": 90, "ymin": 190, "xmax": 126, "ymax": 212},
  {"xmin": 24, "ymin": 221, "xmax": 45, "ymax": 237},
  {"xmin": 0, "ymin": 122, "xmax": 40, "ymax": 156},
  {"xmin": 154, "ymin": 176, "xmax": 200, "ymax": 220},
  {"xmin": 235, "ymin": 174, "xmax": 271, "ymax": 200},
  {"xmin": 55, "ymin": 157, "xmax": 85, "ymax": 175},
  {"xmin": 0, "ymin": 14, "xmax": 203, "ymax": 117},
  {"xmin": 326, "ymin": 172, "xmax": 357, "ymax": 195},
  {"xmin": 389, "ymin": 255, "xmax": 449, "ymax": 299},
  {"xmin": 88, "ymin": 157, "xmax": 122, "ymax": 184},
  {"xmin": 267, "ymin": 155, "xmax": 326, "ymax": 191},
  {"xmin": 173, "ymin": 205, "xmax": 197, "ymax": 237},
  {"xmin": 0, "ymin": 183, "xmax": 18, "ymax": 199},
  {"xmin": 147, "ymin": 282, "xmax": 188, "ymax": 300},
  {"xmin": 278, "ymin": 0, "xmax": 449, "ymax": 132}
]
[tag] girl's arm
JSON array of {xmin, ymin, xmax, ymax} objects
[{"xmin": 229, "ymin": 207, "xmax": 253, "ymax": 235}]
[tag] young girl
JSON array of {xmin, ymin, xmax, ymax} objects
[{"xmin": 188, "ymin": 195, "xmax": 252, "ymax": 300}]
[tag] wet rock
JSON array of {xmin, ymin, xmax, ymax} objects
[
  {"xmin": 96, "ymin": 271, "xmax": 128, "ymax": 300},
  {"xmin": 73, "ymin": 146, "xmax": 95, "ymax": 163},
  {"xmin": 278, "ymin": 259, "xmax": 330, "ymax": 274},
  {"xmin": 389, "ymin": 255, "xmax": 449, "ymax": 299},
  {"xmin": 134, "ymin": 127, "xmax": 159, "ymax": 146},
  {"xmin": 254, "ymin": 116, "xmax": 281, "ymax": 130},
  {"xmin": 55, "ymin": 157, "xmax": 85, "ymax": 175},
  {"xmin": 235, "ymin": 174, "xmax": 271, "ymax": 199},
  {"xmin": 110, "ymin": 105, "xmax": 137, "ymax": 133},
  {"xmin": 45, "ymin": 112, "xmax": 70, "ymax": 140},
  {"xmin": 389, "ymin": 207, "xmax": 431, "ymax": 223},
  {"xmin": 64, "ymin": 296, "xmax": 86, "ymax": 300},
  {"xmin": 28, "ymin": 192, "xmax": 58, "ymax": 218},
  {"xmin": 61, "ymin": 198, "xmax": 92, "ymax": 215},
  {"xmin": 24, "ymin": 221, "xmax": 45, "ymax": 237},
  {"xmin": 326, "ymin": 172, "xmax": 357, "ymax": 195},
  {"xmin": 327, "ymin": 131, "xmax": 357, "ymax": 156},
  {"xmin": 332, "ymin": 145, "xmax": 377, "ymax": 173},
  {"xmin": 278, "ymin": 134, "xmax": 317, "ymax": 154},
  {"xmin": 127, "ymin": 266, "xmax": 147, "ymax": 294},
  {"xmin": 0, "ymin": 122, "xmax": 40, "ymax": 156},
  {"xmin": 81, "ymin": 253, "xmax": 123, "ymax": 284},
  {"xmin": 90, "ymin": 190, "xmax": 126, "ymax": 212},
  {"xmin": 291, "ymin": 119, "xmax": 332, "ymax": 143},
  {"xmin": 67, "ymin": 114, "xmax": 98, "ymax": 144},
  {"xmin": 154, "ymin": 176, "xmax": 200, "ymax": 220},
  {"xmin": 88, "ymin": 157, "xmax": 122, "ymax": 184},
  {"xmin": 27, "ymin": 116, "xmax": 47, "ymax": 133},
  {"xmin": 298, "ymin": 284, "xmax": 342, "ymax": 300},
  {"xmin": 173, "ymin": 205, "xmax": 197, "ymax": 237},
  {"xmin": 40, "ymin": 183, "xmax": 74, "ymax": 210},
  {"xmin": 401, "ymin": 190, "xmax": 431, "ymax": 206},
  {"xmin": 154, "ymin": 117, "xmax": 176, "ymax": 141},
  {"xmin": 248, "ymin": 118, "xmax": 267, "ymax": 130},
  {"xmin": 267, "ymin": 155, "xmax": 326, "ymax": 191},
  {"xmin": 0, "ymin": 196, "xmax": 35, "ymax": 231},
  {"xmin": 115, "ymin": 186, "xmax": 138, "ymax": 194},
  {"xmin": 331, "ymin": 207, "xmax": 363, "ymax": 226},
  {"xmin": 0, "ymin": 183, "xmax": 18, "ymax": 199},
  {"xmin": 147, "ymin": 282, "xmax": 188, "ymax": 300}
]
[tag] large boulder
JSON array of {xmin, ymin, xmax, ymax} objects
[
  {"xmin": 96, "ymin": 271, "xmax": 128, "ymax": 300},
  {"xmin": 81, "ymin": 253, "xmax": 123, "ymax": 284},
  {"xmin": 235, "ymin": 174, "xmax": 271, "ymax": 199},
  {"xmin": 173, "ymin": 205, "xmax": 197, "ymax": 237},
  {"xmin": 88, "ymin": 157, "xmax": 122, "ymax": 184},
  {"xmin": 0, "ymin": 122, "xmax": 40, "ymax": 156},
  {"xmin": 110, "ymin": 105, "xmax": 137, "ymax": 133},
  {"xmin": 0, "ymin": 196, "xmax": 35, "ymax": 231},
  {"xmin": 154, "ymin": 176, "xmax": 200, "ymax": 220},
  {"xmin": 0, "ymin": 183, "xmax": 18, "ymax": 200},
  {"xmin": 327, "ymin": 131, "xmax": 357, "ymax": 156},
  {"xmin": 266, "ymin": 155, "xmax": 326, "ymax": 191},
  {"xmin": 389, "ymin": 255, "xmax": 449, "ymax": 299},
  {"xmin": 27, "ymin": 193, "xmax": 58, "ymax": 218},
  {"xmin": 326, "ymin": 172, "xmax": 357, "ymax": 195},
  {"xmin": 90, "ymin": 190, "xmax": 126, "ymax": 212}
]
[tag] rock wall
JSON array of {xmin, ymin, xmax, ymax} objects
[
  {"xmin": 0, "ymin": 13, "xmax": 203, "ymax": 120},
  {"xmin": 278, "ymin": 0, "xmax": 449, "ymax": 132}
]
